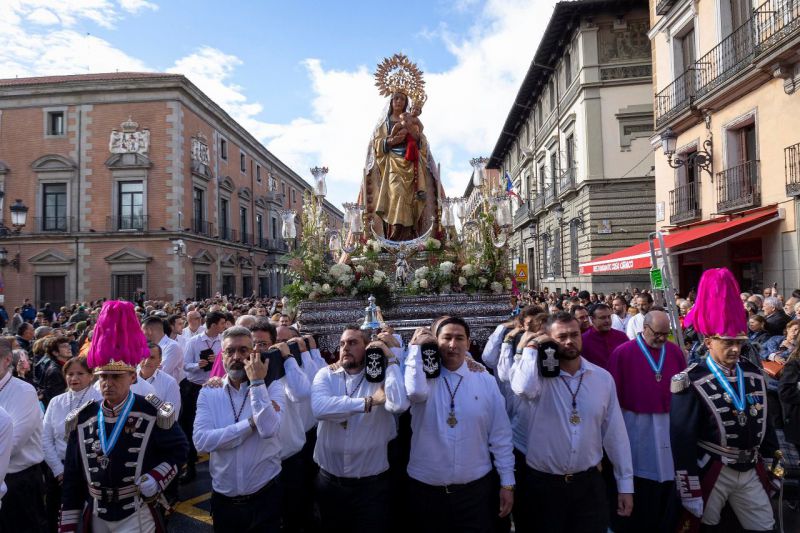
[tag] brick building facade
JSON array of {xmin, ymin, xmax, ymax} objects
[{"xmin": 0, "ymin": 73, "xmax": 342, "ymax": 307}]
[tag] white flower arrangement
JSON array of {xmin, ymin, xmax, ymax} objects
[
  {"xmin": 366, "ymin": 239, "xmax": 382, "ymax": 253},
  {"xmin": 329, "ymin": 263, "xmax": 352, "ymax": 279},
  {"xmin": 419, "ymin": 279, "xmax": 429, "ymax": 289},
  {"xmin": 439, "ymin": 261, "xmax": 455, "ymax": 275},
  {"xmin": 355, "ymin": 265, "xmax": 366, "ymax": 274},
  {"xmin": 321, "ymin": 283, "xmax": 332, "ymax": 294},
  {"xmin": 414, "ymin": 266, "xmax": 429, "ymax": 280},
  {"xmin": 425, "ymin": 238, "xmax": 441, "ymax": 250},
  {"xmin": 458, "ymin": 276, "xmax": 468, "ymax": 286},
  {"xmin": 478, "ymin": 277, "xmax": 488, "ymax": 287},
  {"xmin": 491, "ymin": 281, "xmax": 504, "ymax": 294},
  {"xmin": 461, "ymin": 264, "xmax": 475, "ymax": 276}
]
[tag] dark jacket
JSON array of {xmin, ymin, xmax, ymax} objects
[
  {"xmin": 34, "ymin": 355, "xmax": 67, "ymax": 408},
  {"xmin": 765, "ymin": 309, "xmax": 791, "ymax": 337},
  {"xmin": 779, "ymin": 358, "xmax": 800, "ymax": 445},
  {"xmin": 21, "ymin": 303, "xmax": 36, "ymax": 322}
]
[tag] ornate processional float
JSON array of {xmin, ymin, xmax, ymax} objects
[{"xmin": 282, "ymin": 53, "xmax": 518, "ymax": 353}]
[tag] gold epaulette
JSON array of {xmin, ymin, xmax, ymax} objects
[
  {"xmin": 670, "ymin": 363, "xmax": 697, "ymax": 393},
  {"xmin": 145, "ymin": 393, "xmax": 177, "ymax": 429},
  {"xmin": 65, "ymin": 400, "xmax": 95, "ymax": 435},
  {"xmin": 466, "ymin": 358, "xmax": 486, "ymax": 373}
]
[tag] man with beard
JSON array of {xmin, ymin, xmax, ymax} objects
[
  {"xmin": 607, "ymin": 311, "xmax": 685, "ymax": 531},
  {"xmin": 511, "ymin": 312, "xmax": 634, "ymax": 532},
  {"xmin": 405, "ymin": 317, "xmax": 515, "ymax": 532},
  {"xmin": 582, "ymin": 304, "xmax": 629, "ymax": 370},
  {"xmin": 194, "ymin": 326, "xmax": 284, "ymax": 532},
  {"xmin": 626, "ymin": 294, "xmax": 653, "ymax": 340},
  {"xmin": 611, "ymin": 297, "xmax": 630, "ymax": 333},
  {"xmin": 311, "ymin": 325, "xmax": 408, "ymax": 533}
]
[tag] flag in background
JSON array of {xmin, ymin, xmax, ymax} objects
[{"xmin": 504, "ymin": 171, "xmax": 521, "ymax": 200}]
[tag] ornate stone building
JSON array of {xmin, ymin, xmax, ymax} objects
[
  {"xmin": 488, "ymin": 0, "xmax": 655, "ymax": 293},
  {"xmin": 0, "ymin": 73, "xmax": 342, "ymax": 307}
]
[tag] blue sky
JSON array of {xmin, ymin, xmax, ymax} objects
[{"xmin": 0, "ymin": 0, "xmax": 554, "ymax": 209}]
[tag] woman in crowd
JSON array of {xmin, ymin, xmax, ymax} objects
[
  {"xmin": 41, "ymin": 356, "xmax": 101, "ymax": 531},
  {"xmin": 748, "ymin": 315, "xmax": 770, "ymax": 347},
  {"xmin": 779, "ymin": 343, "xmax": 800, "ymax": 454}
]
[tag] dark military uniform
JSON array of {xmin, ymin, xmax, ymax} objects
[
  {"xmin": 670, "ymin": 358, "xmax": 779, "ymax": 531},
  {"xmin": 58, "ymin": 393, "xmax": 188, "ymax": 532}
]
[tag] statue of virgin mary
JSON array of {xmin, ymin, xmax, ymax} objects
[{"xmin": 358, "ymin": 54, "xmax": 444, "ymax": 241}]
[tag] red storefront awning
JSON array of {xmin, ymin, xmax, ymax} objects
[{"xmin": 579, "ymin": 207, "xmax": 783, "ymax": 275}]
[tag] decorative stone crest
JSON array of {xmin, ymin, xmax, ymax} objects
[
  {"xmin": 109, "ymin": 116, "xmax": 150, "ymax": 155},
  {"xmin": 191, "ymin": 133, "xmax": 210, "ymax": 165}
]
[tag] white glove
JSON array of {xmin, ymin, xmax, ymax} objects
[
  {"xmin": 137, "ymin": 474, "xmax": 159, "ymax": 498},
  {"xmin": 682, "ymin": 496, "xmax": 704, "ymax": 518}
]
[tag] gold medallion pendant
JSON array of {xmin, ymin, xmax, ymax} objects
[
  {"xmin": 447, "ymin": 411, "xmax": 458, "ymax": 428},
  {"xmin": 569, "ymin": 410, "xmax": 581, "ymax": 425}
]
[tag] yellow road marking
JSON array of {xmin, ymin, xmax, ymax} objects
[{"xmin": 174, "ymin": 492, "xmax": 212, "ymax": 524}]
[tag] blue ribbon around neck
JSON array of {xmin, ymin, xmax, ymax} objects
[
  {"xmin": 705, "ymin": 356, "xmax": 745, "ymax": 412},
  {"xmin": 97, "ymin": 392, "xmax": 135, "ymax": 457},
  {"xmin": 635, "ymin": 334, "xmax": 665, "ymax": 377}
]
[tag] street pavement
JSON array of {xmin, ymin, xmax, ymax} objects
[{"xmin": 167, "ymin": 455, "xmax": 212, "ymax": 532}]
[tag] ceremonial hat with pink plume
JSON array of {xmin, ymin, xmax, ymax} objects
[
  {"xmin": 684, "ymin": 267, "xmax": 748, "ymax": 340},
  {"xmin": 87, "ymin": 300, "xmax": 149, "ymax": 374}
]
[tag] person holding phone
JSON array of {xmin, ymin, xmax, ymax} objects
[
  {"xmin": 194, "ymin": 325, "xmax": 284, "ymax": 532},
  {"xmin": 180, "ymin": 310, "xmax": 226, "ymax": 483}
]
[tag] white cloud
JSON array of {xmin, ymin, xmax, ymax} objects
[
  {"xmin": 118, "ymin": 0, "xmax": 158, "ymax": 14},
  {"xmin": 0, "ymin": 0, "xmax": 554, "ymax": 211}
]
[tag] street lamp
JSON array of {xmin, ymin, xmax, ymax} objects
[
  {"xmin": 660, "ymin": 127, "xmax": 713, "ymax": 178},
  {"xmin": 0, "ymin": 246, "xmax": 20, "ymax": 271},
  {"xmin": 9, "ymin": 199, "xmax": 28, "ymax": 232}
]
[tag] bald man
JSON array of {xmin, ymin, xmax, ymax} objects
[{"xmin": 608, "ymin": 311, "xmax": 686, "ymax": 532}]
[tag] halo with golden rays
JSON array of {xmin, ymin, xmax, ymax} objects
[{"xmin": 374, "ymin": 53, "xmax": 427, "ymax": 108}]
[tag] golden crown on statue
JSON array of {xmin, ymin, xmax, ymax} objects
[{"xmin": 374, "ymin": 53, "xmax": 427, "ymax": 109}]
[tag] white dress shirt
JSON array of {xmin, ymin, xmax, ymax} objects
[
  {"xmin": 0, "ymin": 372, "xmax": 44, "ymax": 473},
  {"xmin": 312, "ymin": 358, "xmax": 409, "ymax": 478},
  {"xmin": 405, "ymin": 345, "xmax": 515, "ymax": 486},
  {"xmin": 173, "ymin": 333, "xmax": 188, "ymax": 354},
  {"xmin": 279, "ymin": 357, "xmax": 311, "ymax": 459},
  {"xmin": 510, "ymin": 347, "xmax": 634, "ymax": 493},
  {"xmin": 183, "ymin": 333, "xmax": 221, "ymax": 385},
  {"xmin": 42, "ymin": 386, "xmax": 102, "ymax": 477},
  {"xmin": 194, "ymin": 377, "xmax": 284, "ymax": 496},
  {"xmin": 625, "ymin": 313, "xmax": 645, "ymax": 340},
  {"xmin": 611, "ymin": 313, "xmax": 630, "ymax": 334},
  {"xmin": 158, "ymin": 335, "xmax": 185, "ymax": 383},
  {"xmin": 0, "ymin": 406, "xmax": 12, "ymax": 505},
  {"xmin": 141, "ymin": 369, "xmax": 181, "ymax": 414},
  {"xmin": 481, "ymin": 324, "xmax": 507, "ymax": 370},
  {"xmin": 181, "ymin": 324, "xmax": 206, "ymax": 342},
  {"xmin": 497, "ymin": 342, "xmax": 531, "ymax": 453}
]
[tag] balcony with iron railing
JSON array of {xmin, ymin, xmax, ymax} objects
[
  {"xmin": 669, "ymin": 182, "xmax": 701, "ymax": 225},
  {"xmin": 786, "ymin": 142, "xmax": 800, "ymax": 196},
  {"xmin": 532, "ymin": 193, "xmax": 546, "ymax": 215},
  {"xmin": 513, "ymin": 200, "xmax": 530, "ymax": 228},
  {"xmin": 557, "ymin": 167, "xmax": 576, "ymax": 198},
  {"xmin": 191, "ymin": 219, "xmax": 214, "ymax": 237},
  {"xmin": 259, "ymin": 238, "xmax": 289, "ymax": 252},
  {"xmin": 543, "ymin": 184, "xmax": 557, "ymax": 207},
  {"xmin": 219, "ymin": 226, "xmax": 239, "ymax": 242},
  {"xmin": 106, "ymin": 215, "xmax": 149, "ymax": 231},
  {"xmin": 656, "ymin": 3, "xmax": 800, "ymax": 127},
  {"xmin": 33, "ymin": 216, "xmax": 76, "ymax": 233},
  {"xmin": 754, "ymin": 0, "xmax": 800, "ymax": 53},
  {"xmin": 716, "ymin": 160, "xmax": 761, "ymax": 213}
]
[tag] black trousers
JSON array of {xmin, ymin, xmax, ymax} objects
[
  {"xmin": 614, "ymin": 477, "xmax": 678, "ymax": 533},
  {"xmin": 0, "ymin": 464, "xmax": 48, "ymax": 533},
  {"xmin": 315, "ymin": 469, "xmax": 390, "ymax": 533},
  {"xmin": 387, "ymin": 411, "xmax": 412, "ymax": 533},
  {"xmin": 407, "ymin": 472, "xmax": 497, "ymax": 533},
  {"xmin": 211, "ymin": 475, "xmax": 282, "ymax": 533},
  {"xmin": 45, "ymin": 467, "xmax": 60, "ymax": 533},
  {"xmin": 179, "ymin": 379, "xmax": 202, "ymax": 466},
  {"xmin": 511, "ymin": 448, "xmax": 531, "ymax": 532},
  {"xmin": 525, "ymin": 466, "xmax": 608, "ymax": 533},
  {"xmin": 281, "ymin": 449, "xmax": 317, "ymax": 533}
]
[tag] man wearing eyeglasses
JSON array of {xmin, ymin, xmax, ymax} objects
[
  {"xmin": 194, "ymin": 326, "xmax": 285, "ymax": 532},
  {"xmin": 607, "ymin": 311, "xmax": 686, "ymax": 532}
]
